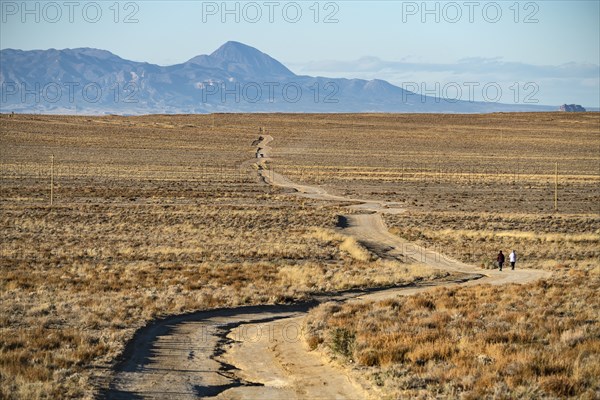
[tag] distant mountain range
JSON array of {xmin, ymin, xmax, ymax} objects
[{"xmin": 0, "ymin": 41, "xmax": 560, "ymax": 114}]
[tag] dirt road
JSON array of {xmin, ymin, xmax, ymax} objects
[{"xmin": 99, "ymin": 135, "xmax": 550, "ymax": 399}]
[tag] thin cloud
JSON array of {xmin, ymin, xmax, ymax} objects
[
  {"xmin": 288, "ymin": 57, "xmax": 600, "ymax": 106},
  {"xmin": 292, "ymin": 57, "xmax": 599, "ymax": 79}
]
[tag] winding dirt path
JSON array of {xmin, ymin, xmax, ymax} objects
[{"xmin": 100, "ymin": 135, "xmax": 550, "ymax": 399}]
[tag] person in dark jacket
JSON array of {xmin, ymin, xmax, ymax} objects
[{"xmin": 497, "ymin": 250, "xmax": 505, "ymax": 271}]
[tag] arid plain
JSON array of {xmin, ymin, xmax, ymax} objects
[{"xmin": 1, "ymin": 112, "xmax": 598, "ymax": 399}]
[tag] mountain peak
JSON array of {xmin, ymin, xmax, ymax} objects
[
  {"xmin": 210, "ymin": 41, "xmax": 260, "ymax": 59},
  {"xmin": 188, "ymin": 41, "xmax": 295, "ymax": 79}
]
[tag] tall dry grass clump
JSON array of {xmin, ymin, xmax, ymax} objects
[{"xmin": 278, "ymin": 228, "xmax": 446, "ymax": 294}]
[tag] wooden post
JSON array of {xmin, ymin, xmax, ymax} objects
[
  {"xmin": 50, "ymin": 155, "xmax": 54, "ymax": 206},
  {"xmin": 554, "ymin": 162, "xmax": 558, "ymax": 212}
]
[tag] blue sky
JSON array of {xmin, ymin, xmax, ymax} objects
[{"xmin": 1, "ymin": 0, "xmax": 599, "ymax": 106}]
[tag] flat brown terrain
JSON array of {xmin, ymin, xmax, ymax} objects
[{"xmin": 1, "ymin": 112, "xmax": 598, "ymax": 399}]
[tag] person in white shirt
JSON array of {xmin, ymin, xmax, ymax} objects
[{"xmin": 509, "ymin": 250, "xmax": 517, "ymax": 270}]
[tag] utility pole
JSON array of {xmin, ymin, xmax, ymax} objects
[
  {"xmin": 50, "ymin": 155, "xmax": 54, "ymax": 206},
  {"xmin": 554, "ymin": 162, "xmax": 558, "ymax": 212}
]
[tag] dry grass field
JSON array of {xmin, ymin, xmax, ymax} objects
[
  {"xmin": 0, "ymin": 113, "xmax": 443, "ymax": 399},
  {"xmin": 305, "ymin": 268, "xmax": 600, "ymax": 399},
  {"xmin": 271, "ymin": 113, "xmax": 599, "ymax": 214},
  {"xmin": 1, "ymin": 112, "xmax": 598, "ymax": 399}
]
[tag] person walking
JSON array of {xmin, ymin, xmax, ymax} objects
[
  {"xmin": 497, "ymin": 250, "xmax": 505, "ymax": 271},
  {"xmin": 509, "ymin": 250, "xmax": 517, "ymax": 270}
]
